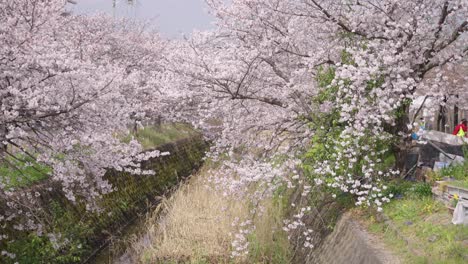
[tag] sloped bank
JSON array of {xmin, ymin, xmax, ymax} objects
[
  {"xmin": 288, "ymin": 187, "xmax": 399, "ymax": 264},
  {"xmin": 0, "ymin": 135, "xmax": 208, "ymax": 264},
  {"xmin": 305, "ymin": 212, "xmax": 400, "ymax": 264}
]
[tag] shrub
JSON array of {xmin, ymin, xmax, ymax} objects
[
  {"xmin": 383, "ymin": 181, "xmax": 432, "ymax": 198},
  {"xmin": 411, "ymin": 183, "xmax": 433, "ymax": 198},
  {"xmin": 440, "ymin": 162, "xmax": 468, "ymax": 181}
]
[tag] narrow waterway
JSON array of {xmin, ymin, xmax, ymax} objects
[
  {"xmin": 90, "ymin": 208, "xmax": 155, "ymax": 264},
  {"xmin": 90, "ymin": 213, "xmax": 148, "ymax": 264}
]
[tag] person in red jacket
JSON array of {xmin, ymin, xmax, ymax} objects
[{"xmin": 452, "ymin": 119, "xmax": 468, "ymax": 137}]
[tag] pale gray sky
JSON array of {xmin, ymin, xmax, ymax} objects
[{"xmin": 70, "ymin": 0, "xmax": 215, "ymax": 38}]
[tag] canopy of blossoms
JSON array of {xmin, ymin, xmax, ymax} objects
[
  {"xmin": 0, "ymin": 0, "xmax": 168, "ymax": 230},
  {"xmin": 165, "ymin": 0, "xmax": 468, "ymax": 211}
]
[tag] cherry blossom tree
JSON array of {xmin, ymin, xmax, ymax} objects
[
  {"xmin": 163, "ymin": 0, "xmax": 468, "ymax": 254},
  {"xmin": 0, "ymin": 2, "xmax": 177, "ymax": 260},
  {"xmin": 0, "ymin": 0, "xmax": 169, "ymax": 246},
  {"xmin": 166, "ymin": 0, "xmax": 468, "ymax": 258}
]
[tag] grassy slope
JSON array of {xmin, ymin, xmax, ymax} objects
[
  {"xmin": 0, "ymin": 155, "xmax": 50, "ymax": 189},
  {"xmin": 0, "ymin": 123, "xmax": 198, "ymax": 189},
  {"xmin": 357, "ymin": 185, "xmax": 468, "ymax": 264},
  {"xmin": 131, "ymin": 123, "xmax": 199, "ymax": 150},
  {"xmin": 355, "ymin": 158, "xmax": 468, "ymax": 263}
]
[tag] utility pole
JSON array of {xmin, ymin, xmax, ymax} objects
[
  {"xmin": 112, "ymin": 0, "xmax": 137, "ymax": 18},
  {"xmin": 112, "ymin": 0, "xmax": 116, "ymax": 18}
]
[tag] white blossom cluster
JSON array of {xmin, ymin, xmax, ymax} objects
[{"xmin": 230, "ymin": 219, "xmax": 255, "ymax": 258}]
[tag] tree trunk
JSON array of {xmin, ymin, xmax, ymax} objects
[
  {"xmin": 394, "ymin": 136, "xmax": 412, "ymax": 176},
  {"xmin": 0, "ymin": 123, "xmax": 7, "ymax": 159},
  {"xmin": 388, "ymin": 104, "xmax": 412, "ymax": 176},
  {"xmin": 437, "ymin": 96, "xmax": 447, "ymax": 132}
]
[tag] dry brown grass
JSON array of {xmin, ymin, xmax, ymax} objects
[
  {"xmin": 133, "ymin": 165, "xmax": 250, "ymax": 263},
  {"xmin": 129, "ymin": 163, "xmax": 291, "ymax": 264}
]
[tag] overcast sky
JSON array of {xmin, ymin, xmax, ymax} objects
[{"xmin": 70, "ymin": 0, "xmax": 215, "ymax": 38}]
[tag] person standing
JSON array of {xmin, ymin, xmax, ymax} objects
[{"xmin": 452, "ymin": 119, "xmax": 468, "ymax": 137}]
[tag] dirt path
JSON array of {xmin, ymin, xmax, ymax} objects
[
  {"xmin": 350, "ymin": 214, "xmax": 402, "ymax": 264},
  {"xmin": 306, "ymin": 211, "xmax": 402, "ymax": 264}
]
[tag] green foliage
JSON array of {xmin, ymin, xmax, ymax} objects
[
  {"xmin": 303, "ymin": 64, "xmax": 394, "ymax": 199},
  {"xmin": 5, "ymin": 201, "xmax": 91, "ymax": 264},
  {"xmin": 439, "ymin": 154, "xmax": 468, "ymax": 190},
  {"xmin": 0, "ymin": 154, "xmax": 50, "ymax": 189},
  {"xmin": 303, "ymin": 123, "xmax": 393, "ymax": 190},
  {"xmin": 315, "ymin": 66, "xmax": 336, "ymax": 91},
  {"xmin": 383, "ymin": 181, "xmax": 432, "ymax": 199},
  {"xmin": 124, "ymin": 123, "xmax": 199, "ymax": 150},
  {"xmin": 303, "ymin": 67, "xmax": 342, "ymax": 180},
  {"xmin": 440, "ymin": 160, "xmax": 468, "ymax": 181},
  {"xmin": 383, "ymin": 181, "xmax": 412, "ymax": 197},
  {"xmin": 340, "ymin": 49, "xmax": 356, "ymax": 65},
  {"xmin": 385, "ymin": 197, "xmax": 439, "ymax": 221},
  {"xmin": 412, "ymin": 182, "xmax": 433, "ymax": 197},
  {"xmin": 381, "ymin": 153, "xmax": 396, "ymax": 171},
  {"xmin": 394, "ymin": 98, "xmax": 412, "ymax": 119},
  {"xmin": 334, "ymin": 192, "xmax": 356, "ymax": 208},
  {"xmin": 365, "ymin": 74, "xmax": 385, "ymax": 93}
]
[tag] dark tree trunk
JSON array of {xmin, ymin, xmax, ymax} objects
[
  {"xmin": 133, "ymin": 120, "xmax": 139, "ymax": 137},
  {"xmin": 0, "ymin": 124, "xmax": 7, "ymax": 159},
  {"xmin": 385, "ymin": 103, "xmax": 412, "ymax": 176},
  {"xmin": 437, "ymin": 96, "xmax": 448, "ymax": 132},
  {"xmin": 394, "ymin": 125, "xmax": 412, "ymax": 175}
]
